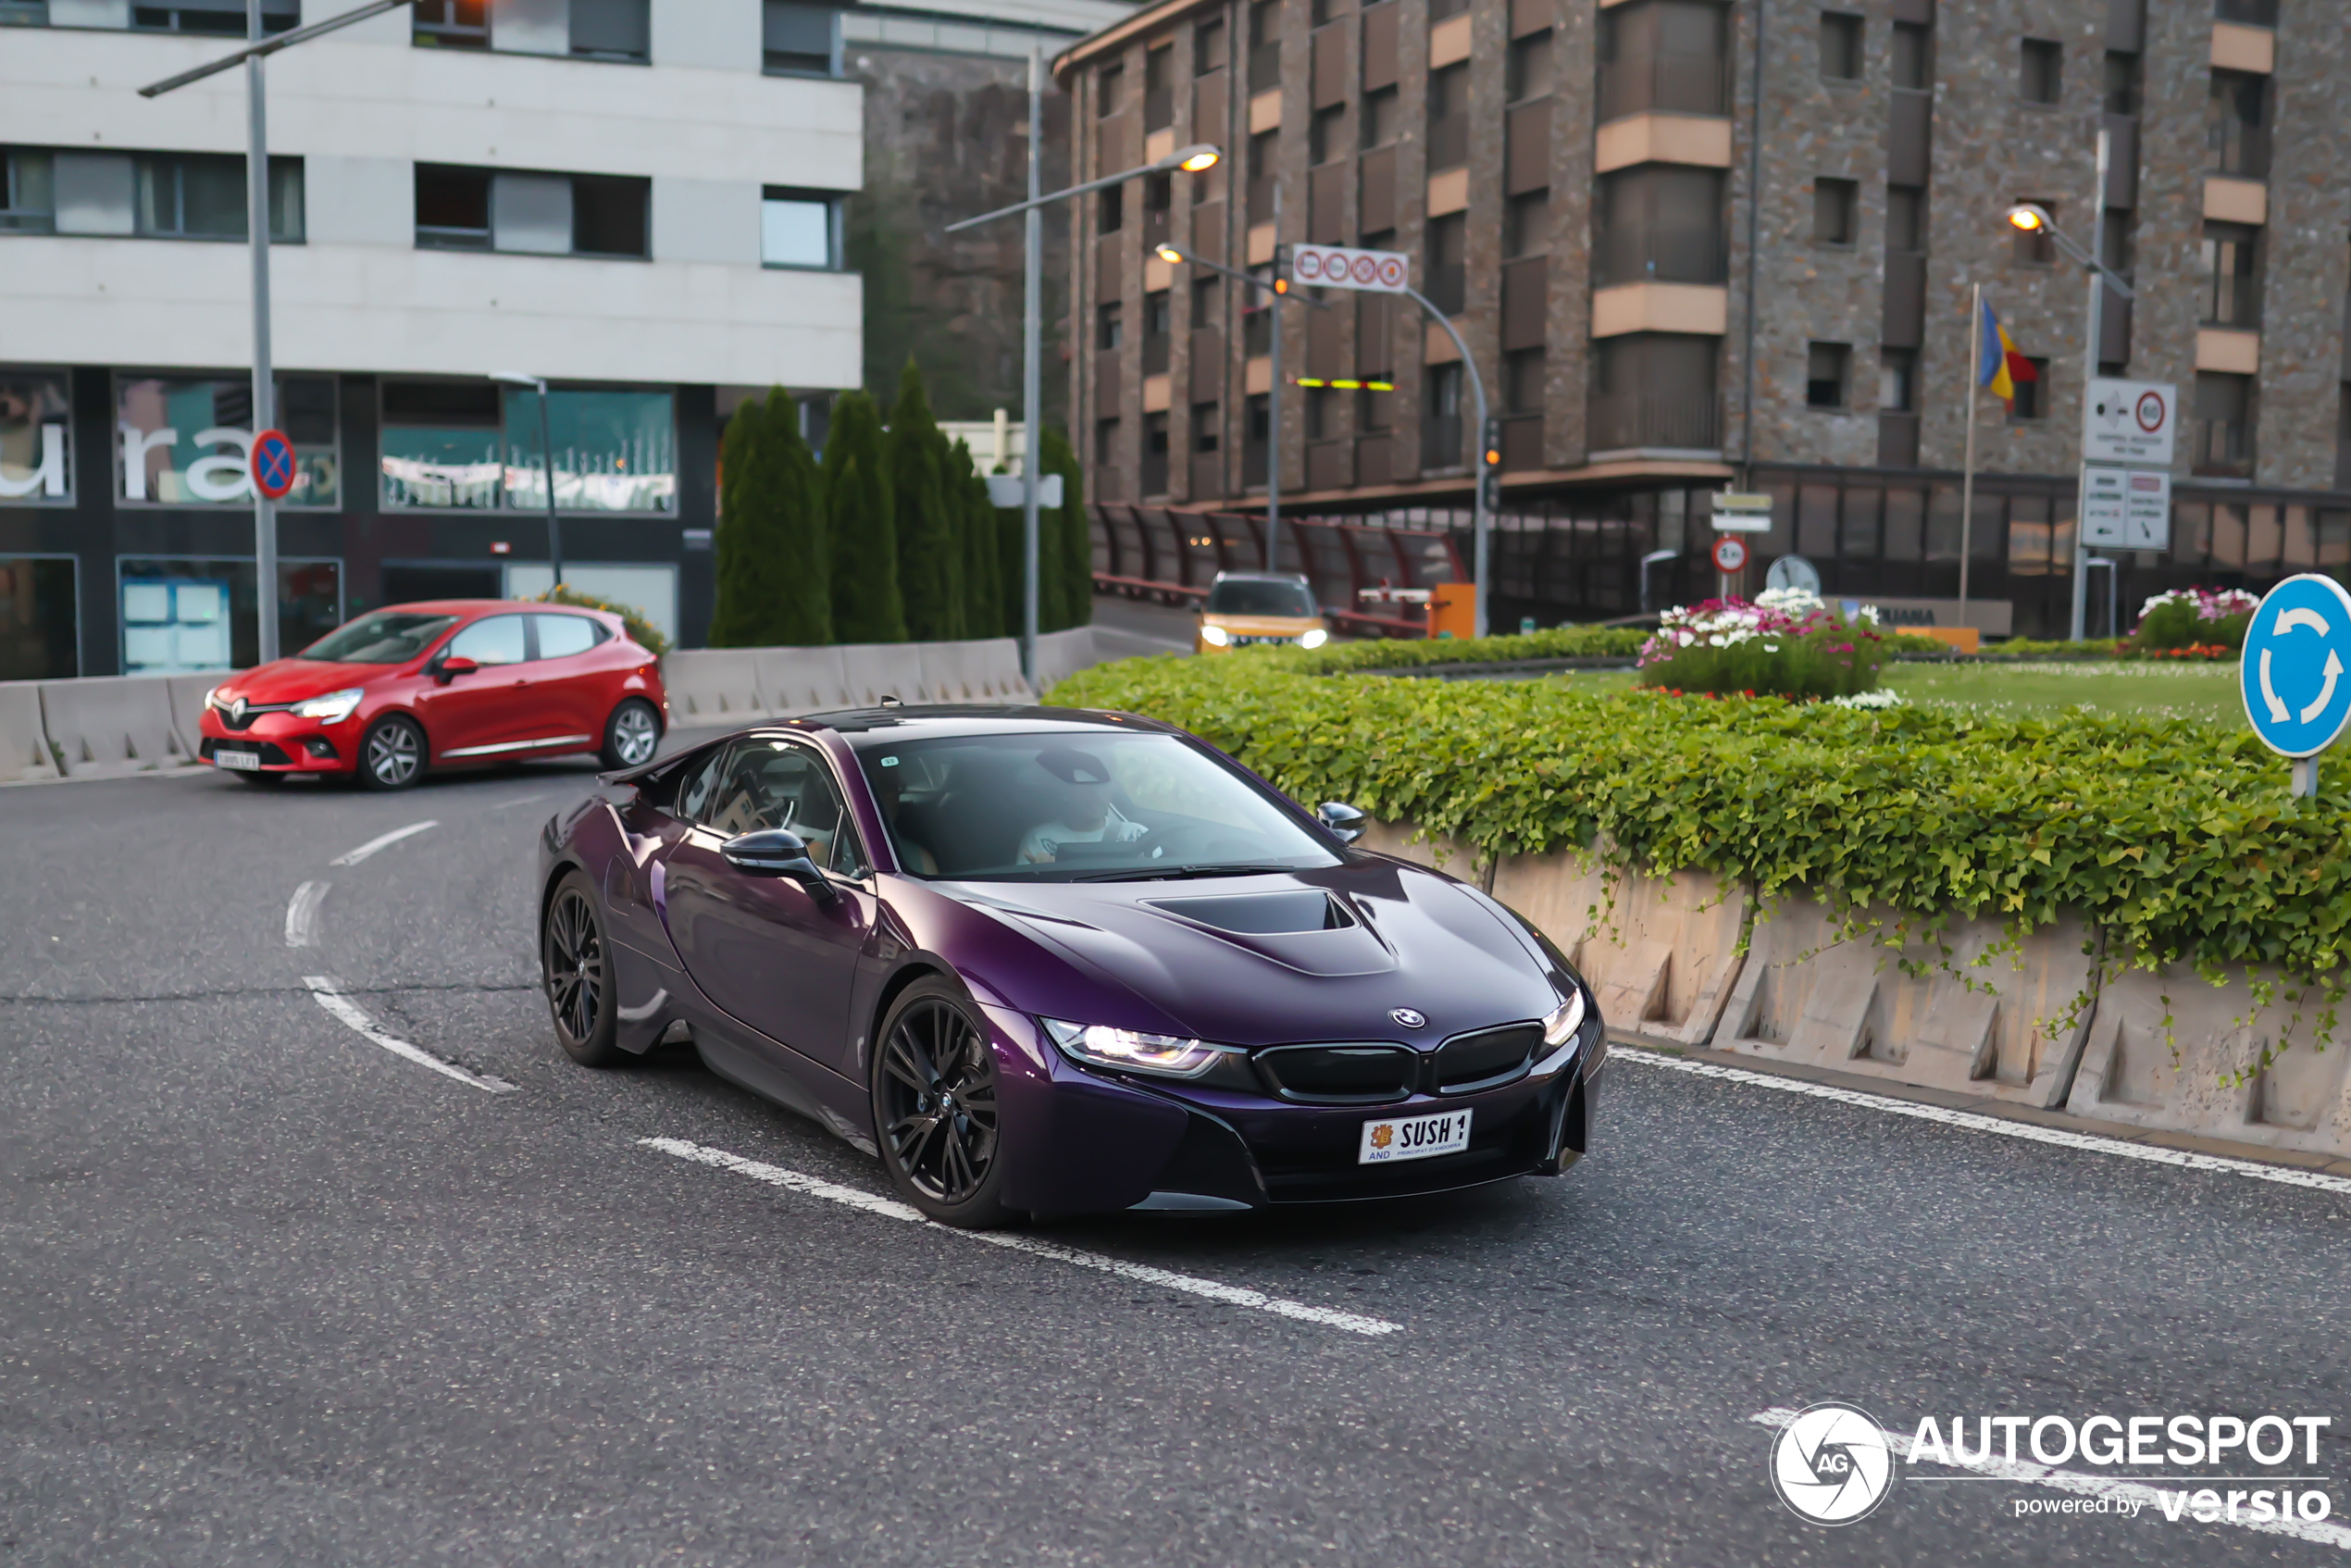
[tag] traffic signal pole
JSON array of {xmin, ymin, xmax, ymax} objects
[{"xmin": 1404, "ymin": 285, "xmax": 1489, "ymax": 638}]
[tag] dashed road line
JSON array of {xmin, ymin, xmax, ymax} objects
[
  {"xmin": 1751, "ymin": 1407, "xmax": 2351, "ymax": 1549},
  {"xmin": 303, "ymin": 976, "xmax": 517, "ymax": 1093},
  {"xmin": 1622, "ymin": 1048, "xmax": 2351, "ymax": 1198},
  {"xmin": 330, "ymin": 820, "xmax": 439, "ymax": 866},
  {"xmin": 640, "ymin": 1137, "xmax": 1402, "ymax": 1338},
  {"xmin": 283, "ymin": 881, "xmax": 330, "ymax": 948}
]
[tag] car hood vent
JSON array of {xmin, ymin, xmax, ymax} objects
[{"xmin": 1144, "ymin": 890, "xmax": 1354, "ymax": 935}]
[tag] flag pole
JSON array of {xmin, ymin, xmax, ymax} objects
[{"xmin": 1959, "ymin": 281, "xmax": 1981, "ymax": 617}]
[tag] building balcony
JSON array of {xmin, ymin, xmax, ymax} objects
[
  {"xmin": 1596, "ymin": 50, "xmax": 1732, "ymax": 124},
  {"xmin": 1588, "ymin": 393, "xmax": 1719, "ymax": 455}
]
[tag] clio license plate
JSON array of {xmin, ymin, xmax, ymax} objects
[
  {"xmin": 214, "ymin": 749, "xmax": 260, "ymax": 771},
  {"xmin": 1358, "ymin": 1109, "xmax": 1472, "ymax": 1164}
]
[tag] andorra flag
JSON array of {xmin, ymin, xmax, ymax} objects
[{"xmin": 1978, "ymin": 298, "xmax": 2037, "ymax": 409}]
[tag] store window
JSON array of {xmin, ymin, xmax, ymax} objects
[
  {"xmin": 378, "ymin": 380, "xmax": 676, "ymax": 513},
  {"xmin": 115, "ymin": 373, "xmax": 339, "ymax": 507},
  {"xmin": 0, "ymin": 371, "xmax": 71, "ymax": 503},
  {"xmin": 118, "ymin": 557, "xmax": 341, "ymax": 674},
  {"xmin": 0, "ymin": 557, "xmax": 79, "ymax": 682},
  {"xmin": 762, "ymin": 188, "xmax": 838, "ymax": 269}
]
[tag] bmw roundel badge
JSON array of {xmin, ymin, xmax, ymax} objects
[{"xmin": 1389, "ymin": 1008, "xmax": 1427, "ymax": 1029}]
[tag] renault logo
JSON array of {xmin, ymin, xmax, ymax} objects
[
  {"xmin": 1389, "ymin": 1008, "xmax": 1426, "ymax": 1029},
  {"xmin": 228, "ymin": 697, "xmax": 246, "ymax": 722}
]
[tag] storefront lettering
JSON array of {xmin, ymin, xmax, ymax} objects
[
  {"xmin": 121, "ymin": 423, "xmax": 258, "ymax": 503},
  {"xmin": 0, "ymin": 424, "xmax": 68, "ymax": 500}
]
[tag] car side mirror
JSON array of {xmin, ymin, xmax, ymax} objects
[
  {"xmin": 434, "ymin": 654, "xmax": 479, "ymax": 685},
  {"xmin": 1317, "ymin": 801, "xmax": 1366, "ymax": 843},
  {"xmin": 720, "ymin": 828, "xmax": 838, "ymax": 901}
]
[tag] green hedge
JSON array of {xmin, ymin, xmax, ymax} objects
[{"xmin": 1049, "ymin": 641, "xmax": 2351, "ymax": 1017}]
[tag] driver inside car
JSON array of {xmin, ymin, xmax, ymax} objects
[{"xmin": 1016, "ymin": 747, "xmax": 1149, "ymax": 865}]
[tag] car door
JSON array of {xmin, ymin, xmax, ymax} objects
[
  {"xmin": 659, "ymin": 736, "xmax": 875, "ymax": 1078},
  {"xmin": 524, "ymin": 611, "xmax": 613, "ymax": 750},
  {"xmin": 419, "ymin": 612, "xmax": 535, "ymax": 761}
]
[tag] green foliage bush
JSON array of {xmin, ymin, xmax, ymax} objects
[
  {"xmin": 822, "ymin": 391, "xmax": 908, "ymax": 643},
  {"xmin": 2132, "ymin": 601, "xmax": 2251, "ymax": 656},
  {"xmin": 950, "ymin": 438, "xmax": 1002, "ymax": 642},
  {"xmin": 711, "ymin": 389, "xmax": 829, "ymax": 648},
  {"xmin": 1040, "ymin": 427, "xmax": 1091, "ymax": 631},
  {"xmin": 1048, "ymin": 639, "xmax": 2350, "ymax": 1010},
  {"xmin": 888, "ymin": 361, "xmax": 964, "ymax": 641},
  {"xmin": 1635, "ymin": 601, "xmax": 1893, "ymax": 698}
]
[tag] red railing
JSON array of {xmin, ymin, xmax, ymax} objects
[{"xmin": 1089, "ymin": 504, "xmax": 1465, "ymax": 639}]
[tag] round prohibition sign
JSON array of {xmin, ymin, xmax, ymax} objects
[
  {"xmin": 1712, "ymin": 535, "xmax": 1748, "ymax": 574},
  {"xmin": 250, "ymin": 428, "xmax": 298, "ymax": 501},
  {"xmin": 2134, "ymin": 389, "xmax": 2167, "ymax": 433}
]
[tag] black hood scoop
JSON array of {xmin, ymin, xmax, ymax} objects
[{"xmin": 1146, "ymin": 890, "xmax": 1355, "ymax": 935}]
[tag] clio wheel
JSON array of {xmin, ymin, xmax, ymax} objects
[
  {"xmin": 358, "ymin": 715, "xmax": 425, "ymax": 791},
  {"xmin": 601, "ymin": 697, "xmax": 662, "ymax": 770},
  {"xmin": 542, "ymin": 873, "xmax": 624, "ymax": 1066},
  {"xmin": 873, "ymin": 978, "xmax": 1011, "ymax": 1227}
]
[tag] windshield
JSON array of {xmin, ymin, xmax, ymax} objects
[
  {"xmin": 854, "ymin": 731, "xmax": 1342, "ymax": 881},
  {"xmin": 300, "ymin": 612, "xmax": 461, "ymax": 666},
  {"xmin": 1205, "ymin": 579, "xmax": 1318, "ymax": 617}
]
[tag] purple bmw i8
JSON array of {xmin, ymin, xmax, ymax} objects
[{"xmin": 537, "ymin": 705, "xmax": 1605, "ymax": 1226}]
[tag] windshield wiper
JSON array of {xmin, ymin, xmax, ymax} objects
[{"xmin": 1071, "ymin": 863, "xmax": 1304, "ymax": 882}]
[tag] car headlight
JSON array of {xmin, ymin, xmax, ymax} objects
[
  {"xmin": 204, "ymin": 685, "xmax": 229, "ymax": 712},
  {"xmin": 1042, "ymin": 1018, "xmax": 1238, "ymax": 1079},
  {"xmin": 292, "ymin": 687, "xmax": 365, "ymax": 724},
  {"xmin": 1199, "ymin": 624, "xmax": 1231, "ymax": 647},
  {"xmin": 1296, "ymin": 627, "xmax": 1329, "ymax": 649},
  {"xmin": 1542, "ymin": 988, "xmax": 1587, "ymax": 1049}
]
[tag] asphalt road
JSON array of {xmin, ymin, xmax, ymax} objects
[{"xmin": 5, "ymin": 749, "xmax": 2349, "ymax": 1566}]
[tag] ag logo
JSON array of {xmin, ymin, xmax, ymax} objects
[{"xmin": 1769, "ymin": 1402, "xmax": 1897, "ymax": 1525}]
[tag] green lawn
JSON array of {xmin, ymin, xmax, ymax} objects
[{"xmin": 1504, "ymin": 660, "xmax": 2246, "ymax": 723}]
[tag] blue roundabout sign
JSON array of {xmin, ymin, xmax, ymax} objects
[{"xmin": 2240, "ymin": 573, "xmax": 2351, "ymax": 760}]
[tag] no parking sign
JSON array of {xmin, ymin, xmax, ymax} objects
[
  {"xmin": 1711, "ymin": 536, "xmax": 1748, "ymax": 574},
  {"xmin": 250, "ymin": 428, "xmax": 298, "ymax": 501}
]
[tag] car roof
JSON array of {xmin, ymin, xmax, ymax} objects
[
  {"xmin": 1211, "ymin": 571, "xmax": 1310, "ymax": 584},
  {"xmin": 369, "ymin": 599, "xmax": 612, "ymax": 616}
]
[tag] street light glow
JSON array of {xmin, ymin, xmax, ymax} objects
[
  {"xmin": 2006, "ymin": 203, "xmax": 2049, "ymax": 232},
  {"xmin": 1156, "ymin": 244, "xmax": 1186, "ymax": 264},
  {"xmin": 1166, "ymin": 143, "xmax": 1222, "ymax": 172}
]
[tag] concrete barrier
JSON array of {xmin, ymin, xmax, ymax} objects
[
  {"xmin": 1491, "ymin": 849, "xmax": 1749, "ymax": 1050},
  {"xmin": 661, "ymin": 650, "xmax": 770, "ymax": 725},
  {"xmin": 757, "ymin": 646, "xmax": 852, "ymax": 715},
  {"xmin": 839, "ymin": 642, "xmax": 932, "ymax": 707},
  {"xmin": 163, "ymin": 673, "xmax": 225, "ymax": 760},
  {"xmin": 40, "ymin": 676, "xmax": 193, "ymax": 778},
  {"xmin": 0, "ymin": 680, "xmax": 59, "ymax": 783},
  {"xmin": 2064, "ymin": 964, "xmax": 2351, "ymax": 1156},
  {"xmin": 1710, "ymin": 898, "xmax": 2099, "ymax": 1109},
  {"xmin": 920, "ymin": 637, "xmax": 1034, "ymax": 703},
  {"xmin": 1035, "ymin": 625, "xmax": 1102, "ymax": 692}
]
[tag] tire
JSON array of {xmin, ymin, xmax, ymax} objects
[
  {"xmin": 601, "ymin": 698, "xmax": 662, "ymax": 770},
  {"xmin": 357, "ymin": 714, "xmax": 426, "ymax": 791},
  {"xmin": 872, "ymin": 977, "xmax": 1012, "ymax": 1227},
  {"xmin": 542, "ymin": 872, "xmax": 625, "ymax": 1067}
]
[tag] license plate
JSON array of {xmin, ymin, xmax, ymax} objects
[
  {"xmin": 1359, "ymin": 1109, "xmax": 1472, "ymax": 1164},
  {"xmin": 214, "ymin": 749, "xmax": 260, "ymax": 771}
]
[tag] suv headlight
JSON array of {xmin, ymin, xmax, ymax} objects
[
  {"xmin": 292, "ymin": 687, "xmax": 365, "ymax": 724},
  {"xmin": 1199, "ymin": 624, "xmax": 1231, "ymax": 646},
  {"xmin": 1042, "ymin": 1018, "xmax": 1239, "ymax": 1080},
  {"xmin": 1296, "ymin": 628, "xmax": 1329, "ymax": 649},
  {"xmin": 1542, "ymin": 988, "xmax": 1587, "ymax": 1048}
]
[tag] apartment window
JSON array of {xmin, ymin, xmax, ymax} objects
[
  {"xmin": 1598, "ymin": 0, "xmax": 1731, "ymax": 119},
  {"xmin": 1424, "ymin": 362, "xmax": 1464, "ymax": 467},
  {"xmin": 2012, "ymin": 199, "xmax": 2057, "ymax": 265},
  {"xmin": 2208, "ymin": 71, "xmax": 2270, "ymax": 179},
  {"xmin": 0, "ymin": 1, "xmax": 44, "ymax": 24},
  {"xmin": 1098, "ymin": 180, "xmax": 1124, "ymax": 235},
  {"xmin": 1504, "ymin": 191, "xmax": 1550, "ymax": 259},
  {"xmin": 1248, "ymin": 0, "xmax": 1282, "ymax": 92},
  {"xmin": 2, "ymin": 149, "xmax": 55, "ymax": 233},
  {"xmin": 1242, "ymin": 394, "xmax": 1269, "ymax": 484},
  {"xmin": 1429, "ymin": 0, "xmax": 1467, "ymax": 20},
  {"xmin": 1144, "ymin": 44, "xmax": 1176, "ymax": 133},
  {"xmin": 2020, "ymin": 39, "xmax": 2062, "ymax": 106},
  {"xmin": 413, "ymin": 0, "xmax": 488, "ymax": 47},
  {"xmin": 1508, "ymin": 29, "xmax": 1554, "ymax": 102},
  {"xmin": 2217, "ymin": 0, "xmax": 2279, "ymax": 20},
  {"xmin": 1141, "ymin": 412, "xmax": 1170, "ymax": 495},
  {"xmin": 1506, "ymin": 348, "xmax": 1546, "ymax": 415},
  {"xmin": 127, "ymin": 153, "xmax": 304, "ymax": 243},
  {"xmin": 134, "ymin": 0, "xmax": 294, "ymax": 34},
  {"xmin": 1590, "ymin": 333, "xmax": 1719, "ymax": 451},
  {"xmin": 1812, "ymin": 178, "xmax": 1858, "ymax": 245},
  {"xmin": 1427, "ymin": 63, "xmax": 1470, "ymax": 170},
  {"xmin": 2193, "ymin": 371, "xmax": 2254, "ymax": 477},
  {"xmin": 762, "ymin": 189, "xmax": 838, "ymax": 268},
  {"xmin": 1194, "ymin": 16, "xmax": 1225, "ymax": 75},
  {"xmin": 1099, "ymin": 62, "xmax": 1125, "ymax": 118},
  {"xmin": 1819, "ymin": 11, "xmax": 1862, "ymax": 81},
  {"xmin": 1097, "ymin": 302, "xmax": 1124, "ymax": 352},
  {"xmin": 1878, "ymin": 348, "xmax": 1916, "ymax": 412},
  {"xmin": 1192, "ymin": 403, "xmax": 1221, "ymax": 453},
  {"xmin": 2200, "ymin": 222, "xmax": 2262, "ymax": 328},
  {"xmin": 1362, "ymin": 87, "xmax": 1400, "ymax": 149},
  {"xmin": 1143, "ymin": 290, "xmax": 1172, "ymax": 375},
  {"xmin": 763, "ymin": 1, "xmax": 840, "ymax": 77},
  {"xmin": 1424, "ymin": 212, "xmax": 1467, "ymax": 315},
  {"xmin": 569, "ymin": 0, "xmax": 650, "ymax": 61},
  {"xmin": 1885, "ymin": 185, "xmax": 1926, "ymax": 253},
  {"xmin": 1806, "ymin": 342, "xmax": 1850, "ymax": 409},
  {"xmin": 118, "ymin": 373, "xmax": 338, "ymax": 507},
  {"xmin": 414, "ymin": 167, "xmax": 645, "ymax": 258},
  {"xmin": 2099, "ymin": 209, "xmax": 2135, "ymax": 275},
  {"xmin": 1246, "ymin": 130, "xmax": 1278, "ymax": 222},
  {"xmin": 1304, "ymin": 386, "xmax": 1335, "ymax": 441},
  {"xmin": 1094, "ymin": 417, "xmax": 1120, "ymax": 469},
  {"xmin": 2011, "ymin": 359, "xmax": 2049, "ymax": 421},
  {"xmin": 2104, "ymin": 51, "xmax": 2141, "ymax": 117},
  {"xmin": 379, "ymin": 380, "xmax": 675, "ymax": 512},
  {"xmin": 1190, "ymin": 275, "xmax": 1221, "ymax": 328},
  {"xmin": 1892, "ymin": 20, "xmax": 1932, "ymax": 90},
  {"xmin": 1311, "ymin": 105, "xmax": 1348, "ymax": 166},
  {"xmin": 1594, "ymin": 166, "xmax": 1726, "ymax": 286}
]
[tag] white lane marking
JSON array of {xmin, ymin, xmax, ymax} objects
[
  {"xmin": 488, "ymin": 791, "xmax": 553, "ymax": 812},
  {"xmin": 283, "ymin": 880, "xmax": 330, "ymax": 948},
  {"xmin": 330, "ymin": 819, "xmax": 440, "ymax": 866},
  {"xmin": 1751, "ymin": 1408, "xmax": 2351, "ymax": 1549},
  {"xmin": 1620, "ymin": 1047, "xmax": 2351, "ymax": 1198},
  {"xmin": 302, "ymin": 977, "xmax": 518, "ymax": 1094},
  {"xmin": 640, "ymin": 1137, "xmax": 1402, "ymax": 1338}
]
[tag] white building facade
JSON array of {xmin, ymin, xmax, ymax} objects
[{"xmin": 0, "ymin": 0, "xmax": 863, "ymax": 673}]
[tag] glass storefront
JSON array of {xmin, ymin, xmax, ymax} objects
[
  {"xmin": 0, "ymin": 371, "xmax": 71, "ymax": 502},
  {"xmin": 0, "ymin": 556, "xmax": 80, "ymax": 680},
  {"xmin": 379, "ymin": 380, "xmax": 676, "ymax": 513},
  {"xmin": 118, "ymin": 557, "xmax": 342, "ymax": 673},
  {"xmin": 114, "ymin": 373, "xmax": 339, "ymax": 507}
]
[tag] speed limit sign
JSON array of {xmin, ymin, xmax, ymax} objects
[{"xmin": 1711, "ymin": 535, "xmax": 1748, "ymax": 574}]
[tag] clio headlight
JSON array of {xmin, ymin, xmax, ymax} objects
[
  {"xmin": 1542, "ymin": 987, "xmax": 1588, "ymax": 1049},
  {"xmin": 204, "ymin": 685, "xmax": 230, "ymax": 712},
  {"xmin": 1042, "ymin": 1018, "xmax": 1238, "ymax": 1080},
  {"xmin": 292, "ymin": 687, "xmax": 365, "ymax": 724}
]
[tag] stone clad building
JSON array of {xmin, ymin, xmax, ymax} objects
[{"xmin": 1054, "ymin": 0, "xmax": 2351, "ymax": 636}]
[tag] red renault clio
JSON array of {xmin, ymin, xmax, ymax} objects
[{"xmin": 198, "ymin": 600, "xmax": 668, "ymax": 790}]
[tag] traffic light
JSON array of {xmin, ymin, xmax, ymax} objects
[
  {"xmin": 1477, "ymin": 418, "xmax": 1502, "ymax": 511},
  {"xmin": 1271, "ymin": 244, "xmax": 1291, "ymax": 295}
]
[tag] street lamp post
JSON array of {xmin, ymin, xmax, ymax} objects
[
  {"xmin": 1404, "ymin": 286, "xmax": 1490, "ymax": 637},
  {"xmin": 2005, "ymin": 131, "xmax": 2132, "ymax": 644},
  {"xmin": 491, "ymin": 371, "xmax": 564, "ymax": 591},
  {"xmin": 139, "ymin": 0, "xmax": 417, "ymax": 666},
  {"xmin": 944, "ymin": 93, "xmax": 1220, "ymax": 685}
]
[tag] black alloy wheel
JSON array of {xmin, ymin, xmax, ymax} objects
[
  {"xmin": 601, "ymin": 697, "xmax": 662, "ymax": 769},
  {"xmin": 873, "ymin": 979, "xmax": 1010, "ymax": 1226},
  {"xmin": 358, "ymin": 714, "xmax": 425, "ymax": 791},
  {"xmin": 543, "ymin": 873, "xmax": 623, "ymax": 1066}
]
